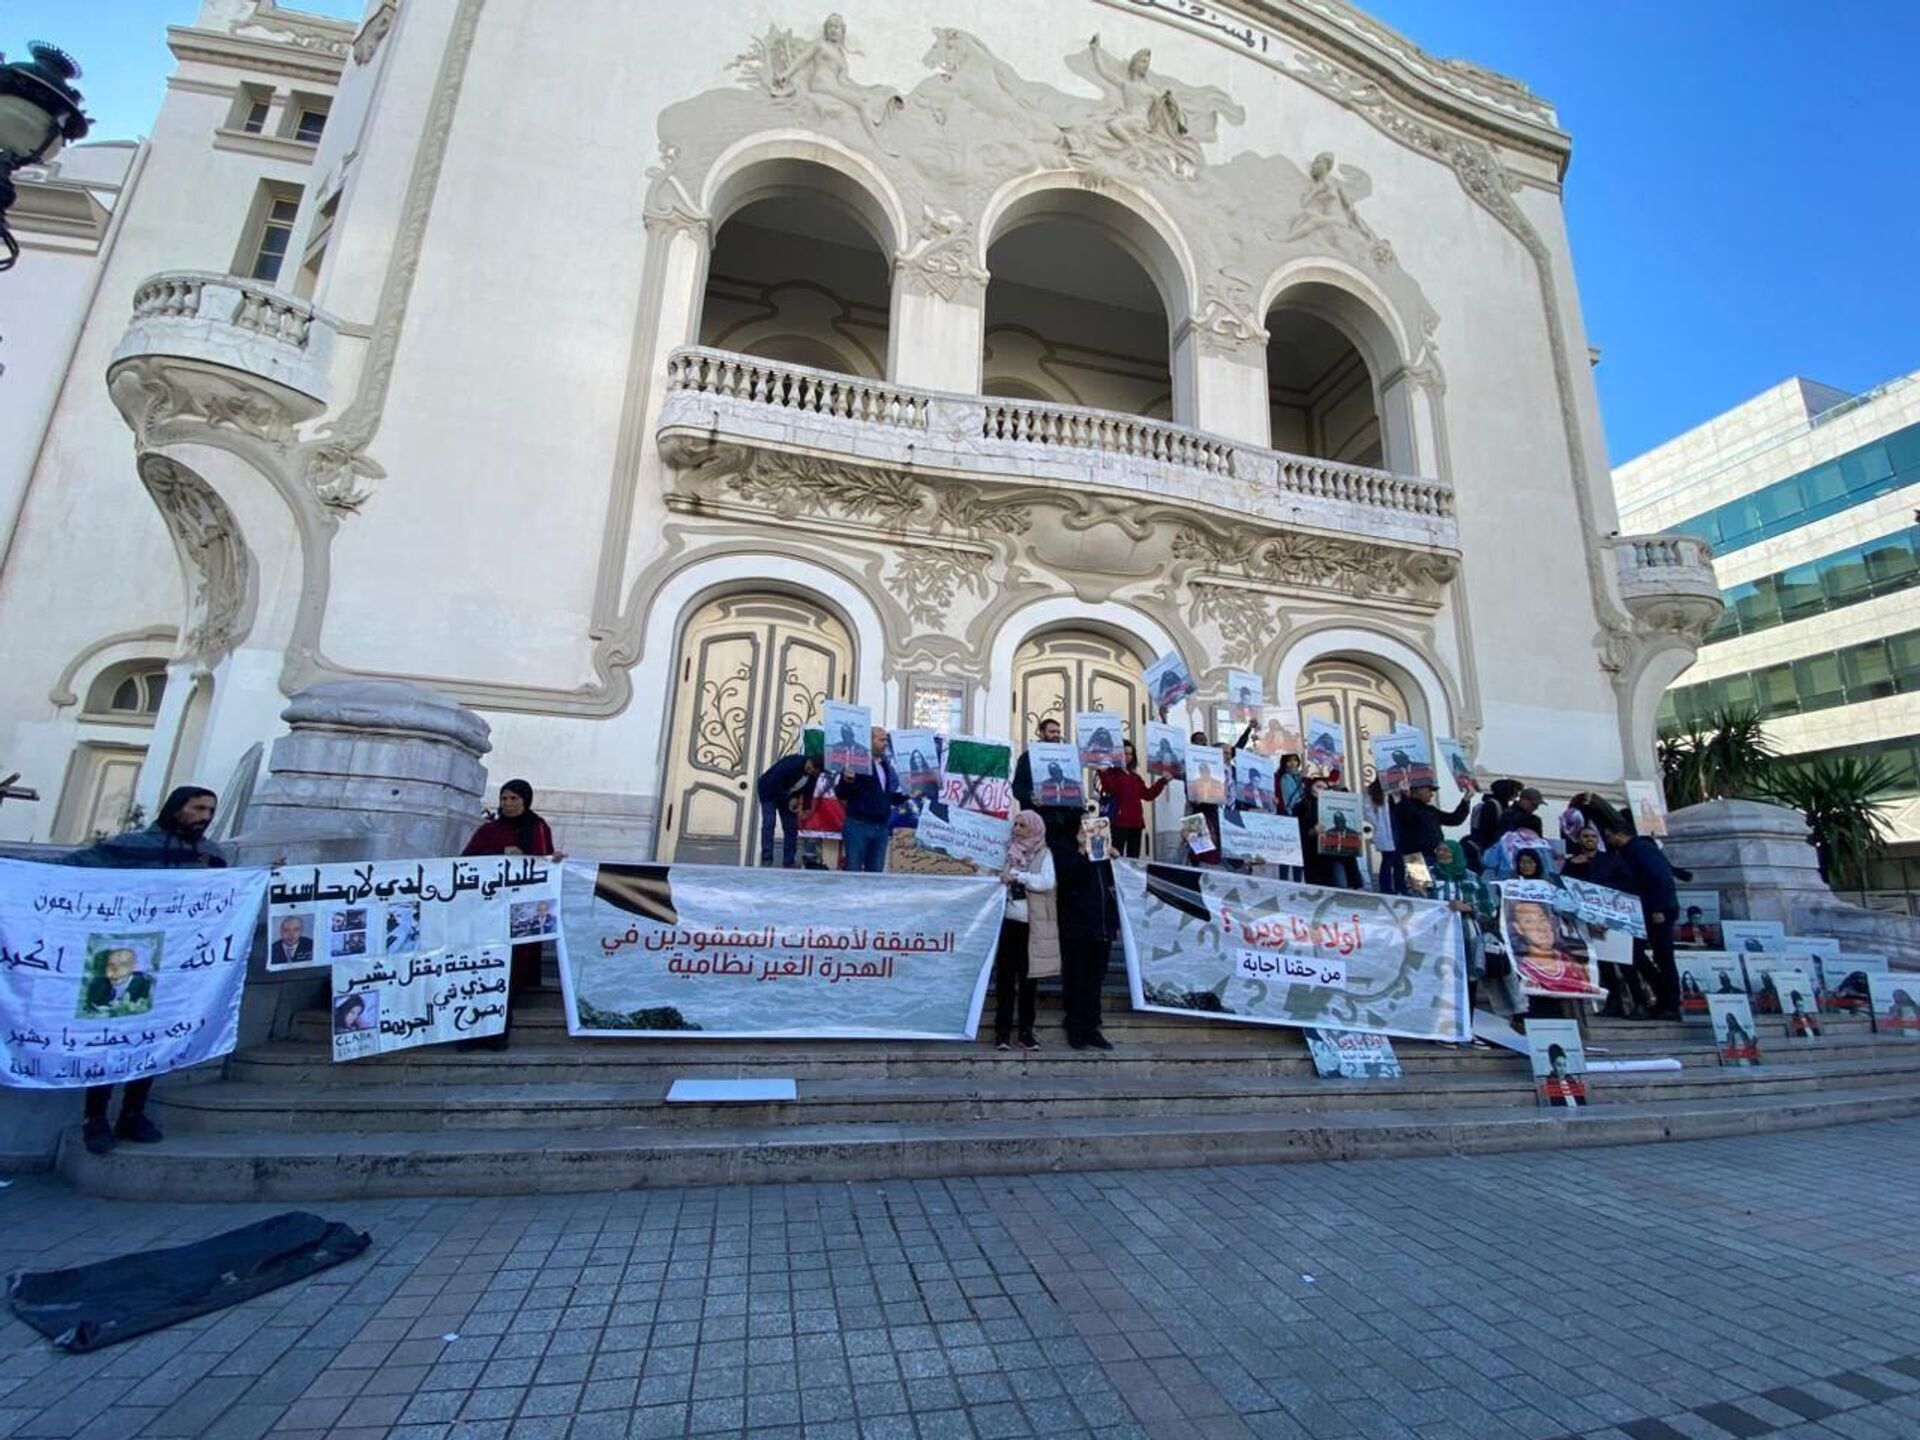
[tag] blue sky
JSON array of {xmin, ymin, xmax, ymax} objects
[{"xmin": 16, "ymin": 0, "xmax": 1919, "ymax": 463}]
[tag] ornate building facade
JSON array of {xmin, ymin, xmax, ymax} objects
[{"xmin": 0, "ymin": 0, "xmax": 1719, "ymax": 856}]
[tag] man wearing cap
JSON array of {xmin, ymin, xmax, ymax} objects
[
  {"xmin": 1387, "ymin": 779, "xmax": 1471, "ymax": 870},
  {"xmin": 1499, "ymin": 786, "xmax": 1547, "ymax": 838}
]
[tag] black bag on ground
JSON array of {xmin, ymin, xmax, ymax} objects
[{"xmin": 6, "ymin": 1210, "xmax": 371, "ymax": 1352}]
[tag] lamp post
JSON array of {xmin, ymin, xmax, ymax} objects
[{"xmin": 0, "ymin": 43, "xmax": 91, "ymax": 272}]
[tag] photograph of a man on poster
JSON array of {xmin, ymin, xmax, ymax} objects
[
  {"xmin": 78, "ymin": 936, "xmax": 160, "ymax": 1019},
  {"xmin": 1501, "ymin": 887, "xmax": 1603, "ymax": 999}
]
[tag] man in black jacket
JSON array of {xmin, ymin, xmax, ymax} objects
[
  {"xmin": 1605, "ymin": 820, "xmax": 1682, "ymax": 1020},
  {"xmin": 1387, "ymin": 780, "xmax": 1470, "ymax": 869},
  {"xmin": 755, "ymin": 752, "xmax": 821, "ymax": 867},
  {"xmin": 1012, "ymin": 717, "xmax": 1080, "ymax": 844},
  {"xmin": 835, "ymin": 728, "xmax": 901, "ymax": 873}
]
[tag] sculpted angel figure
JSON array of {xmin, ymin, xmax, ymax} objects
[
  {"xmin": 760, "ymin": 13, "xmax": 903, "ymax": 142},
  {"xmin": 1062, "ymin": 34, "xmax": 1244, "ymax": 179},
  {"xmin": 1285, "ymin": 152, "xmax": 1394, "ymax": 262}
]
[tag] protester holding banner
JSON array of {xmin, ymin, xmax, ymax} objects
[
  {"xmin": 57, "ymin": 785, "xmax": 226, "ymax": 1153},
  {"xmin": 835, "ymin": 727, "xmax": 901, "ymax": 873},
  {"xmin": 1096, "ymin": 741, "xmax": 1168, "ymax": 859},
  {"xmin": 754, "ymin": 751, "xmax": 821, "ymax": 868},
  {"xmin": 993, "ymin": 812, "xmax": 1057, "ymax": 1051},
  {"xmin": 1013, "ymin": 717, "xmax": 1082, "ymax": 844},
  {"xmin": 460, "ymin": 779, "xmax": 561, "ymax": 1048},
  {"xmin": 1604, "ymin": 818, "xmax": 1683, "ymax": 1020},
  {"xmin": 1185, "ymin": 721, "xmax": 1255, "ymax": 864},
  {"xmin": 1053, "ymin": 818, "xmax": 1120, "ymax": 1050}
]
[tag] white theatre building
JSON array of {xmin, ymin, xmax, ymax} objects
[{"xmin": 0, "ymin": 0, "xmax": 1721, "ymax": 858}]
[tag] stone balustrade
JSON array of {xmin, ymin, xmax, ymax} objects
[
  {"xmin": 658, "ymin": 346, "xmax": 1457, "ymax": 550},
  {"xmin": 1612, "ymin": 532, "xmax": 1721, "ymax": 600}
]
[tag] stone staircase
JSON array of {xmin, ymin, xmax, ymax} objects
[{"xmin": 55, "ymin": 970, "xmax": 1920, "ymax": 1200}]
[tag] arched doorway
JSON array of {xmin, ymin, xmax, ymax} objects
[
  {"xmin": 1297, "ymin": 657, "xmax": 1411, "ymax": 787},
  {"xmin": 1011, "ymin": 629, "xmax": 1161, "ymax": 848},
  {"xmin": 658, "ymin": 592, "xmax": 854, "ymax": 864}
]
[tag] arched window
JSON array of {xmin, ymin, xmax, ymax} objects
[
  {"xmin": 1265, "ymin": 306, "xmax": 1383, "ymax": 468},
  {"xmin": 83, "ymin": 662, "xmax": 168, "ymax": 724}
]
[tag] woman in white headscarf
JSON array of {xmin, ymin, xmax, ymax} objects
[{"xmin": 993, "ymin": 810, "xmax": 1057, "ymax": 1052}]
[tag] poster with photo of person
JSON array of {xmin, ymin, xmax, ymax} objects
[
  {"xmin": 1435, "ymin": 736, "xmax": 1477, "ymax": 795},
  {"xmin": 1315, "ymin": 789, "xmax": 1364, "ymax": 856},
  {"xmin": 1817, "ymin": 953, "xmax": 1888, "ymax": 1013},
  {"xmin": 823, "ymin": 701, "xmax": 874, "ymax": 775},
  {"xmin": 1526, "ymin": 1019, "xmax": 1588, "ymax": 1107},
  {"xmin": 1027, "ymin": 741, "xmax": 1086, "ymax": 806},
  {"xmin": 1369, "ymin": 726, "xmax": 1434, "ymax": 796},
  {"xmin": 1867, "ymin": 972, "xmax": 1920, "ymax": 1037},
  {"xmin": 1227, "ymin": 669, "xmax": 1264, "ymax": 725},
  {"xmin": 1303, "ymin": 716, "xmax": 1344, "ymax": 774},
  {"xmin": 1677, "ymin": 952, "xmax": 1748, "ymax": 1019},
  {"xmin": 1184, "ymin": 741, "xmax": 1227, "ymax": 806},
  {"xmin": 1720, "ymin": 919, "xmax": 1788, "ymax": 955},
  {"xmin": 1707, "ymin": 992, "xmax": 1761, "ymax": 1067},
  {"xmin": 1144, "ymin": 721, "xmax": 1187, "ymax": 781},
  {"xmin": 1674, "ymin": 890, "xmax": 1723, "ymax": 948},
  {"xmin": 1143, "ymin": 651, "xmax": 1197, "ymax": 711},
  {"xmin": 1232, "ymin": 751, "xmax": 1277, "ymax": 813},
  {"xmin": 1252, "ymin": 704, "xmax": 1302, "ymax": 759},
  {"xmin": 1074, "ymin": 712, "xmax": 1126, "ymax": 769},
  {"xmin": 1499, "ymin": 879, "xmax": 1605, "ymax": 1000},
  {"xmin": 1304, "ymin": 1028, "xmax": 1402, "ymax": 1079},
  {"xmin": 890, "ymin": 728, "xmax": 943, "ymax": 800},
  {"xmin": 1624, "ymin": 780, "xmax": 1668, "ymax": 837}
]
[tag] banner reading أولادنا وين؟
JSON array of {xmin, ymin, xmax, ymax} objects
[
  {"xmin": 0, "ymin": 858, "xmax": 268, "ymax": 1089},
  {"xmin": 1114, "ymin": 860, "xmax": 1468, "ymax": 1043},
  {"xmin": 558, "ymin": 862, "xmax": 1005, "ymax": 1039}
]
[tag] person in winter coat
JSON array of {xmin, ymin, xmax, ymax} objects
[
  {"xmin": 1605, "ymin": 819, "xmax": 1682, "ymax": 1020},
  {"xmin": 461, "ymin": 779, "xmax": 563, "ymax": 1049},
  {"xmin": 1053, "ymin": 815, "xmax": 1121, "ymax": 1050},
  {"xmin": 994, "ymin": 811, "xmax": 1057, "ymax": 1050},
  {"xmin": 1388, "ymin": 779, "xmax": 1471, "ymax": 870},
  {"xmin": 1097, "ymin": 740, "xmax": 1168, "ymax": 858}
]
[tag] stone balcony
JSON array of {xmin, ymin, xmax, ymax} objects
[
  {"xmin": 1610, "ymin": 532, "xmax": 1724, "ymax": 633},
  {"xmin": 655, "ymin": 347, "xmax": 1458, "ymax": 553},
  {"xmin": 107, "ymin": 270, "xmax": 338, "ymax": 438}
]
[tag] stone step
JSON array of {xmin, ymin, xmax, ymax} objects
[
  {"xmin": 59, "ymin": 1082, "xmax": 1920, "ymax": 1202},
  {"xmin": 149, "ymin": 1053, "xmax": 1920, "ymax": 1134}
]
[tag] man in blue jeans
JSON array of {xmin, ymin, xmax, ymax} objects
[
  {"xmin": 835, "ymin": 726, "xmax": 901, "ymax": 872},
  {"xmin": 755, "ymin": 751, "xmax": 820, "ymax": 867}
]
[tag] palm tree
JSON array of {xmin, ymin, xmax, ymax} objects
[
  {"xmin": 1764, "ymin": 752, "xmax": 1901, "ymax": 891},
  {"xmin": 1658, "ymin": 705, "xmax": 1775, "ymax": 808}
]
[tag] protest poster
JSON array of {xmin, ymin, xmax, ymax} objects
[
  {"xmin": 1499, "ymin": 879, "xmax": 1604, "ymax": 999},
  {"xmin": 1624, "ymin": 780, "xmax": 1668, "ymax": 838},
  {"xmin": 1818, "ymin": 952, "xmax": 1887, "ymax": 1012},
  {"xmin": 1780, "ymin": 969, "xmax": 1823, "ymax": 1039},
  {"xmin": 1866, "ymin": 972, "xmax": 1920, "ymax": 1037},
  {"xmin": 1315, "ymin": 790, "xmax": 1364, "ymax": 856},
  {"xmin": 1074, "ymin": 712, "xmax": 1125, "ymax": 768},
  {"xmin": 0, "ymin": 858, "xmax": 267, "ymax": 1089},
  {"xmin": 1081, "ymin": 816, "xmax": 1114, "ymax": 863},
  {"xmin": 1232, "ymin": 752, "xmax": 1277, "ymax": 813},
  {"xmin": 940, "ymin": 735, "xmax": 1012, "ymax": 817},
  {"xmin": 1219, "ymin": 810, "xmax": 1303, "ymax": 867},
  {"xmin": 1303, "ymin": 716, "xmax": 1344, "ymax": 774},
  {"xmin": 1114, "ymin": 863, "xmax": 1468, "ymax": 1043},
  {"xmin": 1780, "ymin": 935, "xmax": 1841, "ymax": 960},
  {"xmin": 1143, "ymin": 651, "xmax": 1197, "ymax": 710},
  {"xmin": 1678, "ymin": 951, "xmax": 1747, "ymax": 1019},
  {"xmin": 1562, "ymin": 876, "xmax": 1646, "ymax": 938},
  {"xmin": 1746, "ymin": 956, "xmax": 1818, "ymax": 1020},
  {"xmin": 1227, "ymin": 670, "xmax": 1264, "ymax": 724},
  {"xmin": 1526, "ymin": 1018, "xmax": 1588, "ymax": 1107},
  {"xmin": 1252, "ymin": 704, "xmax": 1302, "ymax": 758},
  {"xmin": 1027, "ymin": 741, "xmax": 1085, "ymax": 806},
  {"xmin": 1303, "ymin": 1028, "xmax": 1402, "ymax": 1079},
  {"xmin": 1675, "ymin": 889, "xmax": 1722, "ymax": 947},
  {"xmin": 1707, "ymin": 993, "xmax": 1760, "ymax": 1066},
  {"xmin": 912, "ymin": 801, "xmax": 1011, "ymax": 872},
  {"xmin": 1370, "ymin": 726, "xmax": 1433, "ymax": 796},
  {"xmin": 266, "ymin": 855, "xmax": 558, "ymax": 974},
  {"xmin": 1184, "ymin": 742, "xmax": 1227, "ymax": 805},
  {"xmin": 1178, "ymin": 813, "xmax": 1217, "ymax": 858},
  {"xmin": 330, "ymin": 945, "xmax": 509, "ymax": 1060},
  {"xmin": 1720, "ymin": 919, "xmax": 1787, "ymax": 955},
  {"xmin": 1144, "ymin": 721, "xmax": 1186, "ymax": 781},
  {"xmin": 823, "ymin": 701, "xmax": 874, "ymax": 774},
  {"xmin": 560, "ymin": 863, "xmax": 1004, "ymax": 1039},
  {"xmin": 891, "ymin": 729, "xmax": 942, "ymax": 800},
  {"xmin": 1436, "ymin": 736, "xmax": 1477, "ymax": 795}
]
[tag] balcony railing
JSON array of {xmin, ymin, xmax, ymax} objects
[
  {"xmin": 111, "ymin": 269, "xmax": 337, "ymax": 417},
  {"xmin": 1612, "ymin": 533, "xmax": 1721, "ymax": 602},
  {"xmin": 658, "ymin": 346, "xmax": 1456, "ymax": 550}
]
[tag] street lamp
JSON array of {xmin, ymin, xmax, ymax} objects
[{"xmin": 0, "ymin": 43, "xmax": 91, "ymax": 272}]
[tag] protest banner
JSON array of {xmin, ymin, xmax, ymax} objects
[
  {"xmin": 560, "ymin": 863, "xmax": 1004, "ymax": 1039},
  {"xmin": 940, "ymin": 735, "xmax": 1011, "ymax": 817},
  {"xmin": 1304, "ymin": 716, "xmax": 1344, "ymax": 773},
  {"xmin": 1707, "ymin": 992, "xmax": 1761, "ymax": 1066},
  {"xmin": 1178, "ymin": 813, "xmax": 1217, "ymax": 859},
  {"xmin": 1315, "ymin": 790, "xmax": 1364, "ymax": 856},
  {"xmin": 1677, "ymin": 951, "xmax": 1748, "ymax": 1019},
  {"xmin": 1624, "ymin": 780, "xmax": 1668, "ymax": 837},
  {"xmin": 1867, "ymin": 972, "xmax": 1920, "ymax": 1037},
  {"xmin": 823, "ymin": 702, "xmax": 874, "ymax": 774},
  {"xmin": 1499, "ymin": 878, "xmax": 1604, "ymax": 999},
  {"xmin": 1114, "ymin": 862, "xmax": 1467, "ymax": 1043},
  {"xmin": 914, "ymin": 801, "xmax": 1011, "ymax": 872},
  {"xmin": 1675, "ymin": 889, "xmax": 1722, "ymax": 947},
  {"xmin": 1183, "ymin": 742, "xmax": 1226, "ymax": 805},
  {"xmin": 1720, "ymin": 919, "xmax": 1787, "ymax": 955},
  {"xmin": 1219, "ymin": 811, "xmax": 1303, "ymax": 867},
  {"xmin": 1818, "ymin": 952, "xmax": 1887, "ymax": 1012},
  {"xmin": 1370, "ymin": 726, "xmax": 1433, "ymax": 795},
  {"xmin": 1526, "ymin": 1018, "xmax": 1588, "ymax": 1107},
  {"xmin": 1144, "ymin": 721, "xmax": 1186, "ymax": 781},
  {"xmin": 1143, "ymin": 651, "xmax": 1196, "ymax": 710},
  {"xmin": 1436, "ymin": 736, "xmax": 1477, "ymax": 794},
  {"xmin": 890, "ymin": 728, "xmax": 942, "ymax": 800},
  {"xmin": 0, "ymin": 859, "xmax": 267, "ymax": 1089},
  {"xmin": 1232, "ymin": 752, "xmax": 1276, "ymax": 813},
  {"xmin": 1074, "ymin": 712, "xmax": 1125, "ymax": 769},
  {"xmin": 266, "ymin": 855, "xmax": 559, "ymax": 973},
  {"xmin": 1562, "ymin": 876, "xmax": 1646, "ymax": 938},
  {"xmin": 330, "ymin": 945, "xmax": 509, "ymax": 1060},
  {"xmin": 1303, "ymin": 1028, "xmax": 1401, "ymax": 1079},
  {"xmin": 1252, "ymin": 705, "xmax": 1301, "ymax": 758},
  {"xmin": 1227, "ymin": 670, "xmax": 1264, "ymax": 724},
  {"xmin": 1027, "ymin": 742, "xmax": 1085, "ymax": 805}
]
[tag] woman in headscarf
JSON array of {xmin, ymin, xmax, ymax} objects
[
  {"xmin": 1432, "ymin": 840, "xmax": 1522, "ymax": 1020},
  {"xmin": 993, "ymin": 810, "xmax": 1057, "ymax": 1051},
  {"xmin": 460, "ymin": 780, "xmax": 561, "ymax": 1049}
]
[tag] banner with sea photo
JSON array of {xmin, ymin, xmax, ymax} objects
[
  {"xmin": 0, "ymin": 858, "xmax": 268, "ymax": 1089},
  {"xmin": 1114, "ymin": 862, "xmax": 1467, "ymax": 1043},
  {"xmin": 939, "ymin": 735, "xmax": 1012, "ymax": 817},
  {"xmin": 560, "ymin": 863, "xmax": 1005, "ymax": 1039}
]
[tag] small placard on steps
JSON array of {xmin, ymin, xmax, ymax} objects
[{"xmin": 666, "ymin": 1079, "xmax": 798, "ymax": 1104}]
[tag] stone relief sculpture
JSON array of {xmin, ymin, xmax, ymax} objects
[
  {"xmin": 895, "ymin": 205, "xmax": 990, "ymax": 301},
  {"xmin": 732, "ymin": 13, "xmax": 904, "ymax": 146},
  {"xmin": 138, "ymin": 455, "xmax": 255, "ymax": 665},
  {"xmin": 1284, "ymin": 152, "xmax": 1394, "ymax": 265},
  {"xmin": 1059, "ymin": 36, "xmax": 1245, "ymax": 180}
]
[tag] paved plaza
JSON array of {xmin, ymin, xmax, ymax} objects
[{"xmin": 1, "ymin": 1123, "xmax": 1919, "ymax": 1440}]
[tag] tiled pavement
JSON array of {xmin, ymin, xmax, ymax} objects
[{"xmin": 1, "ymin": 1122, "xmax": 1919, "ymax": 1439}]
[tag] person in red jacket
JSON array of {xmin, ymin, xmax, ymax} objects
[{"xmin": 1097, "ymin": 740, "xmax": 1168, "ymax": 858}]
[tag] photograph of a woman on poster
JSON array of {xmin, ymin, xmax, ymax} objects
[{"xmin": 1720, "ymin": 1011, "xmax": 1759, "ymax": 1065}]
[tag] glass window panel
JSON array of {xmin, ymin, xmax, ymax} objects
[
  {"xmin": 1841, "ymin": 444, "xmax": 1894, "ymax": 487},
  {"xmin": 1755, "ymin": 482, "xmax": 1805, "ymax": 526},
  {"xmin": 250, "ymin": 250, "xmax": 284, "ymax": 282},
  {"xmin": 1706, "ymin": 606, "xmax": 1739, "ymax": 644},
  {"xmin": 1793, "ymin": 653, "xmax": 1844, "ymax": 708},
  {"xmin": 1799, "ymin": 462, "xmax": 1848, "ymax": 507},
  {"xmin": 1734, "ymin": 583, "xmax": 1779, "ymax": 632},
  {"xmin": 269, "ymin": 199, "xmax": 300, "ymax": 223},
  {"xmin": 1842, "ymin": 643, "xmax": 1897, "ymax": 700},
  {"xmin": 1753, "ymin": 666, "xmax": 1799, "ymax": 718},
  {"xmin": 1885, "ymin": 425, "xmax": 1920, "ymax": 474},
  {"xmin": 110, "ymin": 678, "xmax": 140, "ymax": 711},
  {"xmin": 1713, "ymin": 673, "xmax": 1755, "ymax": 712},
  {"xmin": 1864, "ymin": 534, "xmax": 1920, "ymax": 589},
  {"xmin": 1820, "ymin": 547, "xmax": 1872, "ymax": 604},
  {"xmin": 242, "ymin": 100, "xmax": 269, "ymax": 134},
  {"xmin": 1888, "ymin": 632, "xmax": 1920, "ymax": 687},
  {"xmin": 295, "ymin": 110, "xmax": 326, "ymax": 143},
  {"xmin": 1775, "ymin": 562, "xmax": 1825, "ymax": 623},
  {"xmin": 144, "ymin": 672, "xmax": 166, "ymax": 712}
]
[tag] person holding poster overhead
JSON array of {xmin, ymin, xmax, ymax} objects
[
  {"xmin": 993, "ymin": 812, "xmax": 1057, "ymax": 1051},
  {"xmin": 462, "ymin": 779, "xmax": 562, "ymax": 1048},
  {"xmin": 1388, "ymin": 778, "xmax": 1470, "ymax": 871},
  {"xmin": 1013, "ymin": 716, "xmax": 1083, "ymax": 844},
  {"xmin": 1300, "ymin": 779, "xmax": 1360, "ymax": 889},
  {"xmin": 835, "ymin": 727, "xmax": 902, "ymax": 873},
  {"xmin": 1097, "ymin": 740, "xmax": 1168, "ymax": 858}
]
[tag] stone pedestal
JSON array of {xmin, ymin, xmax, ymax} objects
[{"xmin": 1662, "ymin": 799, "xmax": 1920, "ymax": 967}]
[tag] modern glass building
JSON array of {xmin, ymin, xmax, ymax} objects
[{"xmin": 1613, "ymin": 372, "xmax": 1920, "ymax": 913}]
